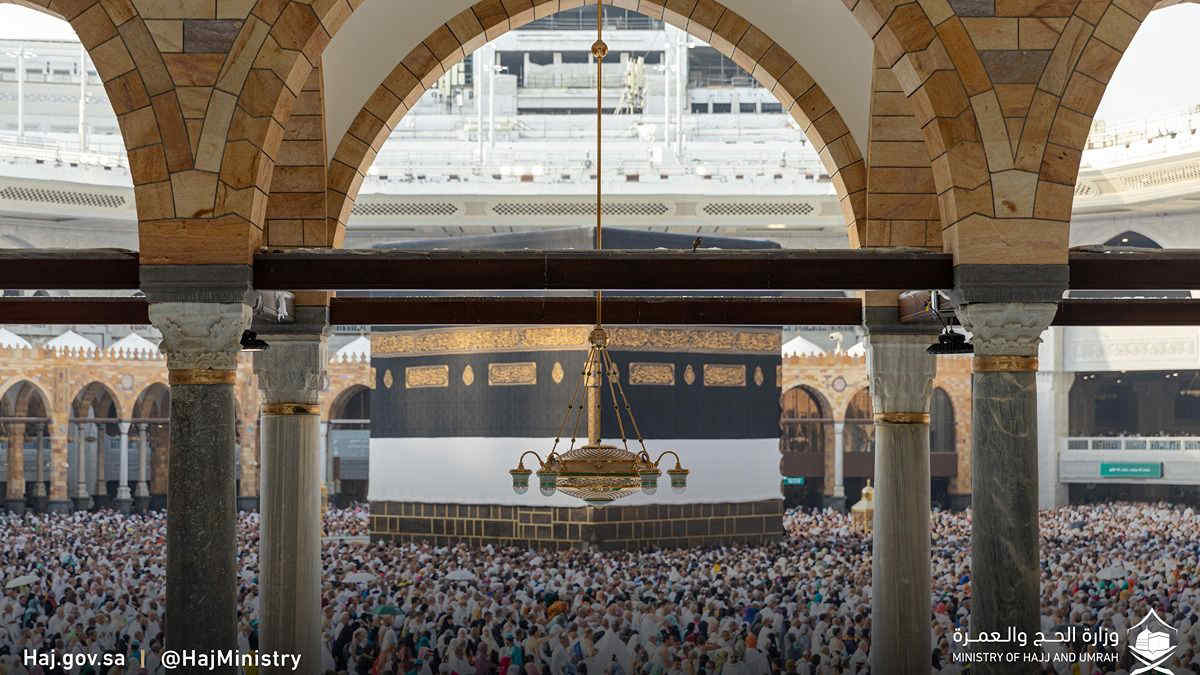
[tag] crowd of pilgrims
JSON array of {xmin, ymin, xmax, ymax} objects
[{"xmin": 0, "ymin": 502, "xmax": 1197, "ymax": 674}]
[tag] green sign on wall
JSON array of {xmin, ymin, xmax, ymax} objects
[
  {"xmin": 781, "ymin": 476, "xmax": 806, "ymax": 486},
  {"xmin": 1100, "ymin": 462, "xmax": 1163, "ymax": 479}
]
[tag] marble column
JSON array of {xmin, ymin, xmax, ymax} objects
[
  {"xmin": 319, "ymin": 420, "xmax": 330, "ymax": 510},
  {"xmin": 235, "ymin": 420, "xmax": 260, "ymax": 512},
  {"xmin": 957, "ymin": 302, "xmax": 1057, "ymax": 673},
  {"xmin": 47, "ymin": 422, "xmax": 70, "ymax": 513},
  {"xmin": 6, "ymin": 422, "xmax": 26, "ymax": 514},
  {"xmin": 92, "ymin": 421, "xmax": 109, "ymax": 508},
  {"xmin": 826, "ymin": 421, "xmax": 846, "ymax": 511},
  {"xmin": 33, "ymin": 425, "xmax": 47, "ymax": 512},
  {"xmin": 115, "ymin": 422, "xmax": 132, "ymax": 513},
  {"xmin": 1035, "ymin": 327, "xmax": 1070, "ymax": 509},
  {"xmin": 149, "ymin": 301, "xmax": 250, "ymax": 666},
  {"xmin": 866, "ymin": 333, "xmax": 936, "ymax": 675},
  {"xmin": 74, "ymin": 417, "xmax": 93, "ymax": 511},
  {"xmin": 149, "ymin": 422, "xmax": 169, "ymax": 508},
  {"xmin": 254, "ymin": 323, "xmax": 326, "ymax": 675},
  {"xmin": 135, "ymin": 423, "xmax": 150, "ymax": 512}
]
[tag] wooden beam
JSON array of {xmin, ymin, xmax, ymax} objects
[
  {"xmin": 330, "ymin": 297, "xmax": 863, "ymax": 325},
  {"xmin": 0, "ymin": 298, "xmax": 150, "ymax": 324},
  {"xmin": 0, "ymin": 249, "xmax": 140, "ymax": 289},
  {"xmin": 254, "ymin": 248, "xmax": 956, "ymax": 291},
  {"xmin": 4, "ymin": 246, "xmax": 1200, "ymax": 291},
  {"xmin": 5, "ymin": 296, "xmax": 1200, "ymax": 326},
  {"xmin": 1069, "ymin": 247, "xmax": 1200, "ymax": 290},
  {"xmin": 1053, "ymin": 299, "xmax": 1200, "ymax": 325}
]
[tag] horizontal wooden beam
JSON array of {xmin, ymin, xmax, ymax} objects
[
  {"xmin": 3, "ymin": 246, "xmax": 1200, "ymax": 291},
  {"xmin": 330, "ymin": 297, "xmax": 863, "ymax": 325},
  {"xmin": 1069, "ymin": 248, "xmax": 1200, "ymax": 290},
  {"xmin": 0, "ymin": 298, "xmax": 150, "ymax": 324},
  {"xmin": 253, "ymin": 248, "xmax": 955, "ymax": 291},
  {"xmin": 0, "ymin": 249, "xmax": 140, "ymax": 290},
  {"xmin": 6, "ymin": 296, "xmax": 1200, "ymax": 327},
  {"xmin": 1052, "ymin": 299, "xmax": 1200, "ymax": 325}
]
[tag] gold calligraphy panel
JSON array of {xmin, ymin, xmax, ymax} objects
[
  {"xmin": 628, "ymin": 362, "xmax": 675, "ymax": 386},
  {"xmin": 405, "ymin": 365, "xmax": 449, "ymax": 389},
  {"xmin": 703, "ymin": 364, "xmax": 746, "ymax": 387},
  {"xmin": 488, "ymin": 362, "xmax": 537, "ymax": 386}
]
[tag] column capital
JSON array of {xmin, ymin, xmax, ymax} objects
[
  {"xmin": 865, "ymin": 333, "xmax": 937, "ymax": 415},
  {"xmin": 149, "ymin": 302, "xmax": 251, "ymax": 372},
  {"xmin": 956, "ymin": 302, "xmax": 1057, "ymax": 357},
  {"xmin": 119, "ymin": 421, "xmax": 131, "ymax": 434},
  {"xmin": 253, "ymin": 333, "xmax": 328, "ymax": 406}
]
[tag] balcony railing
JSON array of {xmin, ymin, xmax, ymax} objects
[{"xmin": 1066, "ymin": 436, "xmax": 1200, "ymax": 451}]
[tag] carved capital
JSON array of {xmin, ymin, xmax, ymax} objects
[
  {"xmin": 148, "ymin": 302, "xmax": 251, "ymax": 372},
  {"xmin": 865, "ymin": 334, "xmax": 937, "ymax": 415},
  {"xmin": 956, "ymin": 303, "xmax": 1057, "ymax": 357},
  {"xmin": 253, "ymin": 336, "xmax": 327, "ymax": 405}
]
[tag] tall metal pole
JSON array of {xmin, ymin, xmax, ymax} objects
[
  {"xmin": 662, "ymin": 31, "xmax": 670, "ymax": 156},
  {"xmin": 488, "ymin": 49, "xmax": 496, "ymax": 156},
  {"xmin": 16, "ymin": 43, "xmax": 24, "ymax": 142},
  {"xmin": 78, "ymin": 45, "xmax": 88, "ymax": 151},
  {"xmin": 676, "ymin": 30, "xmax": 685, "ymax": 152},
  {"xmin": 476, "ymin": 52, "xmax": 484, "ymax": 165},
  {"xmin": 592, "ymin": 0, "xmax": 606, "ymax": 328}
]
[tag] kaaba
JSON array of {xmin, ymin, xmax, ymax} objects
[{"xmin": 367, "ymin": 228, "xmax": 785, "ymax": 549}]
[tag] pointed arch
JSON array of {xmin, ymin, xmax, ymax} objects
[
  {"xmin": 322, "ymin": 0, "xmax": 867, "ymax": 249},
  {"xmin": 2, "ymin": 0, "xmax": 194, "ymax": 225}
]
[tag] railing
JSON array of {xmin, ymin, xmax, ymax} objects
[
  {"xmin": 0, "ymin": 135, "xmax": 127, "ymax": 168},
  {"xmin": 1066, "ymin": 436, "xmax": 1200, "ymax": 451},
  {"xmin": 518, "ymin": 12, "xmax": 663, "ymax": 31}
]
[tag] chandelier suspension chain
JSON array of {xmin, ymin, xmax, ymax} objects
[
  {"xmin": 609, "ymin": 351, "xmax": 649, "ymax": 454},
  {"xmin": 568, "ymin": 349, "xmax": 597, "ymax": 449},
  {"xmin": 595, "ymin": 0, "xmax": 604, "ymax": 327},
  {"xmin": 600, "ymin": 347, "xmax": 630, "ymax": 449},
  {"xmin": 553, "ymin": 347, "xmax": 596, "ymax": 453}
]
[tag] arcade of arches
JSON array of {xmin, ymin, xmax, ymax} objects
[
  {"xmin": 0, "ymin": 339, "xmax": 371, "ymax": 512},
  {"xmin": 1, "ymin": 0, "xmax": 1173, "ymax": 668},
  {"xmin": 780, "ymin": 352, "xmax": 971, "ymax": 510}
]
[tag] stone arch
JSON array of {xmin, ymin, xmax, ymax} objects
[
  {"xmin": 133, "ymin": 382, "xmax": 170, "ymax": 419},
  {"xmin": 780, "ymin": 383, "xmax": 833, "ymax": 451},
  {"xmin": 71, "ymin": 381, "xmax": 123, "ymax": 421},
  {"xmin": 199, "ymin": 0, "xmax": 356, "ymax": 255},
  {"xmin": 843, "ymin": 385, "xmax": 873, "ymax": 453},
  {"xmin": 930, "ymin": 386, "xmax": 954, "ymax": 452},
  {"xmin": 327, "ymin": 383, "xmax": 370, "ymax": 421},
  {"xmin": 2, "ymin": 0, "xmax": 191, "ymax": 225},
  {"xmin": 844, "ymin": 0, "xmax": 995, "ymax": 239},
  {"xmin": 1, "ymin": 379, "xmax": 51, "ymax": 418},
  {"xmin": 322, "ymin": 0, "xmax": 868, "ymax": 249}
]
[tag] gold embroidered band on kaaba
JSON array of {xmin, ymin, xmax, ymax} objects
[{"xmin": 372, "ymin": 326, "xmax": 781, "ymax": 357}]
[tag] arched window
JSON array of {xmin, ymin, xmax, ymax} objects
[
  {"xmin": 930, "ymin": 388, "xmax": 955, "ymax": 453},
  {"xmin": 844, "ymin": 388, "xmax": 874, "ymax": 453},
  {"xmin": 780, "ymin": 386, "xmax": 828, "ymax": 454}
]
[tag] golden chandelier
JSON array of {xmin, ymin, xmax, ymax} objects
[{"xmin": 508, "ymin": 3, "xmax": 689, "ymax": 506}]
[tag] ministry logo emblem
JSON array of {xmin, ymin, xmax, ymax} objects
[{"xmin": 1128, "ymin": 608, "xmax": 1179, "ymax": 675}]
